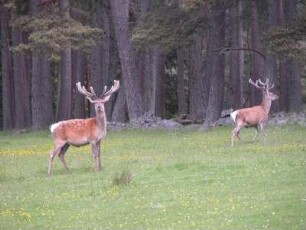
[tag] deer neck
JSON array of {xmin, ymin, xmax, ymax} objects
[
  {"xmin": 260, "ymin": 95, "xmax": 272, "ymax": 113},
  {"xmin": 95, "ymin": 110, "xmax": 107, "ymax": 129}
]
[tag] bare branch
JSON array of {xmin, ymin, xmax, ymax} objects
[{"xmin": 220, "ymin": 47, "xmax": 266, "ymax": 60}]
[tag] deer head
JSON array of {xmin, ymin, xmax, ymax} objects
[{"xmin": 248, "ymin": 78, "xmax": 279, "ymax": 102}]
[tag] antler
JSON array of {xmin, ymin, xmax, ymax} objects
[
  {"xmin": 100, "ymin": 80, "xmax": 120, "ymax": 99},
  {"xmin": 76, "ymin": 80, "xmax": 120, "ymax": 102},
  {"xmin": 76, "ymin": 82, "xmax": 98, "ymax": 102},
  {"xmin": 249, "ymin": 78, "xmax": 274, "ymax": 91}
]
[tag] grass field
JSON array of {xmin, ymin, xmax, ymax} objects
[{"xmin": 0, "ymin": 125, "xmax": 305, "ymax": 229}]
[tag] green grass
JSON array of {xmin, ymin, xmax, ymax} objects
[{"xmin": 0, "ymin": 126, "xmax": 305, "ymax": 229}]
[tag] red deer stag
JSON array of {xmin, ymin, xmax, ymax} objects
[
  {"xmin": 48, "ymin": 80, "xmax": 120, "ymax": 175},
  {"xmin": 230, "ymin": 78, "xmax": 278, "ymax": 147}
]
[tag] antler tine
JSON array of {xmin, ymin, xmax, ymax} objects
[
  {"xmin": 258, "ymin": 78, "xmax": 274, "ymax": 91},
  {"xmin": 248, "ymin": 78, "xmax": 265, "ymax": 89},
  {"xmin": 76, "ymin": 82, "xmax": 96, "ymax": 102},
  {"xmin": 100, "ymin": 86, "xmax": 108, "ymax": 98},
  {"xmin": 258, "ymin": 79, "xmax": 267, "ymax": 87},
  {"xmin": 264, "ymin": 78, "xmax": 275, "ymax": 91},
  {"xmin": 267, "ymin": 82, "xmax": 275, "ymax": 91},
  {"xmin": 269, "ymin": 83, "xmax": 274, "ymax": 89},
  {"xmin": 89, "ymin": 86, "xmax": 98, "ymax": 99},
  {"xmin": 101, "ymin": 80, "xmax": 120, "ymax": 98}
]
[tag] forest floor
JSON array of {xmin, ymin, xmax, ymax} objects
[{"xmin": 0, "ymin": 125, "xmax": 305, "ymax": 229}]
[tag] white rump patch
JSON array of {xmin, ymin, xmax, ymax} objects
[
  {"xmin": 230, "ymin": 111, "xmax": 238, "ymax": 123},
  {"xmin": 50, "ymin": 122, "xmax": 62, "ymax": 133}
]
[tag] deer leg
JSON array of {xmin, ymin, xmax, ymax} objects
[
  {"xmin": 91, "ymin": 142, "xmax": 100, "ymax": 171},
  {"xmin": 58, "ymin": 144, "xmax": 70, "ymax": 171},
  {"xmin": 236, "ymin": 131, "xmax": 241, "ymax": 140},
  {"xmin": 231, "ymin": 125, "xmax": 241, "ymax": 147},
  {"xmin": 96, "ymin": 140, "xmax": 102, "ymax": 171},
  {"xmin": 48, "ymin": 143, "xmax": 65, "ymax": 175},
  {"xmin": 251, "ymin": 126, "xmax": 259, "ymax": 141},
  {"xmin": 259, "ymin": 123, "xmax": 267, "ymax": 136}
]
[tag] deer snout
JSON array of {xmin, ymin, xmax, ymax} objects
[
  {"xmin": 96, "ymin": 105, "xmax": 103, "ymax": 111},
  {"xmin": 94, "ymin": 102, "xmax": 104, "ymax": 113},
  {"xmin": 271, "ymin": 94, "xmax": 279, "ymax": 101}
]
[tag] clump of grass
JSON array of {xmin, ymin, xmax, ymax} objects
[{"xmin": 112, "ymin": 169, "xmax": 133, "ymax": 186}]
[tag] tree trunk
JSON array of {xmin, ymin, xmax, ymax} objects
[
  {"xmin": 189, "ymin": 33, "xmax": 207, "ymax": 121},
  {"xmin": 110, "ymin": 0, "xmax": 144, "ymax": 121},
  {"xmin": 200, "ymin": 2, "xmax": 225, "ymax": 130},
  {"xmin": 153, "ymin": 47, "xmax": 166, "ymax": 118},
  {"xmin": 88, "ymin": 0, "xmax": 105, "ymax": 117},
  {"xmin": 142, "ymin": 50, "xmax": 152, "ymax": 113},
  {"xmin": 107, "ymin": 25, "xmax": 122, "ymax": 120},
  {"xmin": 111, "ymin": 85, "xmax": 128, "ymax": 122},
  {"xmin": 265, "ymin": 0, "xmax": 279, "ymax": 112},
  {"xmin": 100, "ymin": 1, "xmax": 117, "ymax": 120},
  {"xmin": 286, "ymin": 60, "xmax": 302, "ymax": 112},
  {"xmin": 276, "ymin": 0, "xmax": 287, "ymax": 111},
  {"xmin": 32, "ymin": 56, "xmax": 54, "ymax": 129},
  {"xmin": 12, "ymin": 28, "xmax": 31, "ymax": 129},
  {"xmin": 56, "ymin": 0, "xmax": 72, "ymax": 121},
  {"xmin": 177, "ymin": 48, "xmax": 187, "ymax": 116},
  {"xmin": 30, "ymin": 0, "xmax": 53, "ymax": 129},
  {"xmin": 0, "ymin": 5, "xmax": 15, "ymax": 129},
  {"xmin": 250, "ymin": 0, "xmax": 264, "ymax": 106},
  {"xmin": 228, "ymin": 0, "xmax": 243, "ymax": 110},
  {"xmin": 285, "ymin": 0, "xmax": 302, "ymax": 112},
  {"xmin": 72, "ymin": 51, "xmax": 86, "ymax": 119}
]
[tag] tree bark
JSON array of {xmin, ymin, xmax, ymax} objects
[
  {"xmin": 200, "ymin": 2, "xmax": 225, "ymax": 130},
  {"xmin": 88, "ymin": 0, "xmax": 105, "ymax": 117},
  {"xmin": 189, "ymin": 33, "xmax": 207, "ymax": 121},
  {"xmin": 111, "ymin": 85, "xmax": 128, "ymax": 122},
  {"xmin": 153, "ymin": 47, "xmax": 166, "ymax": 118},
  {"xmin": 110, "ymin": 0, "xmax": 144, "ymax": 121},
  {"xmin": 12, "ymin": 28, "xmax": 31, "ymax": 129},
  {"xmin": 177, "ymin": 48, "xmax": 187, "ymax": 116},
  {"xmin": 107, "ymin": 24, "xmax": 122, "ymax": 120},
  {"xmin": 250, "ymin": 0, "xmax": 264, "ymax": 106},
  {"xmin": 286, "ymin": 60, "xmax": 302, "ymax": 112},
  {"xmin": 30, "ymin": 0, "xmax": 53, "ymax": 129},
  {"xmin": 56, "ymin": 0, "xmax": 72, "ymax": 121},
  {"xmin": 265, "ymin": 0, "xmax": 279, "ymax": 112},
  {"xmin": 72, "ymin": 50, "xmax": 86, "ymax": 119},
  {"xmin": 31, "ymin": 56, "xmax": 53, "ymax": 129},
  {"xmin": 0, "ymin": 5, "xmax": 15, "ymax": 129},
  {"xmin": 276, "ymin": 0, "xmax": 287, "ymax": 111},
  {"xmin": 285, "ymin": 0, "xmax": 302, "ymax": 112},
  {"xmin": 228, "ymin": 0, "xmax": 243, "ymax": 110}
]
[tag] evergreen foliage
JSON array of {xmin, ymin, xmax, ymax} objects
[
  {"xmin": 268, "ymin": 6, "xmax": 306, "ymax": 62},
  {"xmin": 12, "ymin": 7, "xmax": 102, "ymax": 61},
  {"xmin": 132, "ymin": 5, "xmax": 207, "ymax": 52}
]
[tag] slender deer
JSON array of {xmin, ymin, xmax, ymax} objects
[
  {"xmin": 230, "ymin": 78, "xmax": 278, "ymax": 147},
  {"xmin": 48, "ymin": 80, "xmax": 120, "ymax": 175}
]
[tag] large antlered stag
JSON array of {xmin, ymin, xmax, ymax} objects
[
  {"xmin": 48, "ymin": 80, "xmax": 120, "ymax": 175},
  {"xmin": 230, "ymin": 78, "xmax": 278, "ymax": 147}
]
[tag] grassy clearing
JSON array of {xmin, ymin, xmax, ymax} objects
[{"xmin": 0, "ymin": 125, "xmax": 305, "ymax": 229}]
